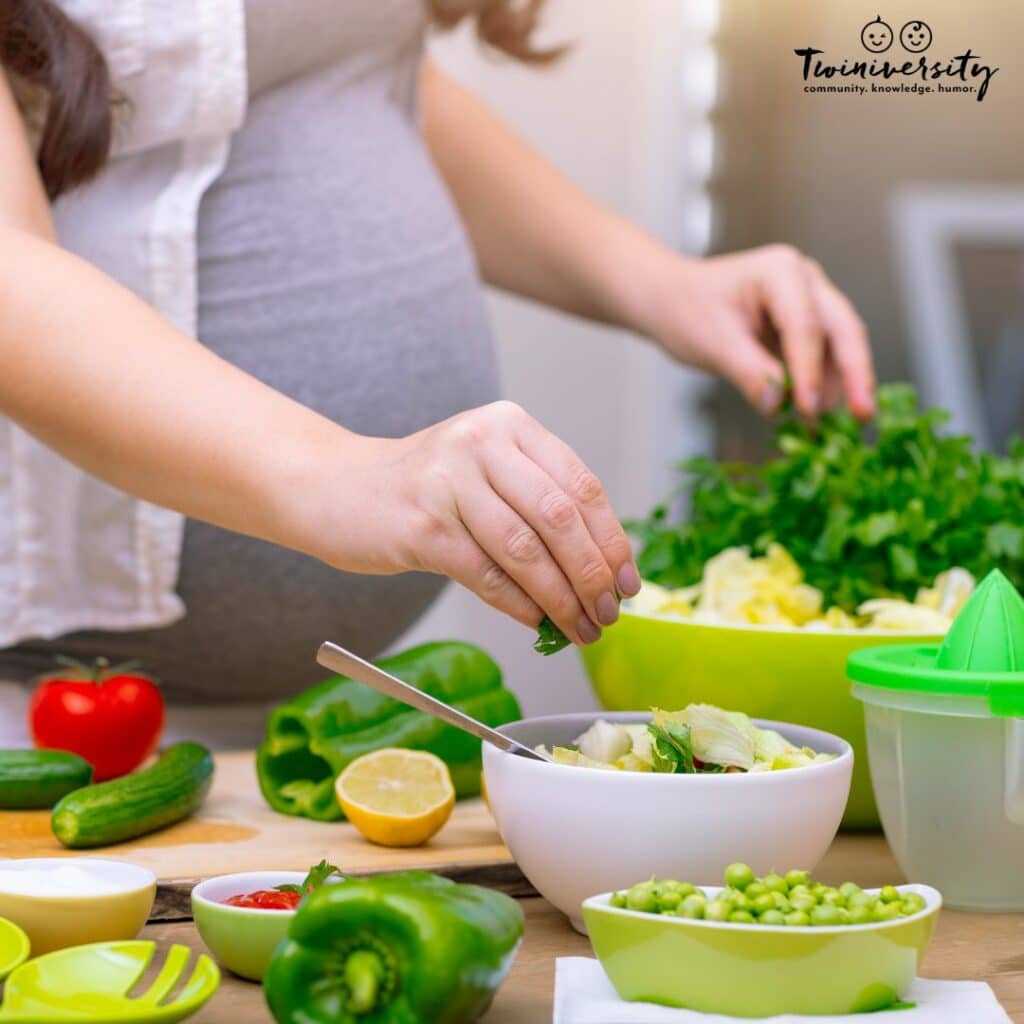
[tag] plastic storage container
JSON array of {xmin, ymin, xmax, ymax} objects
[{"xmin": 849, "ymin": 569, "xmax": 1024, "ymax": 911}]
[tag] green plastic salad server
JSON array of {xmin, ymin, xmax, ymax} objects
[
  {"xmin": 0, "ymin": 919, "xmax": 30, "ymax": 982},
  {"xmin": 0, "ymin": 941, "xmax": 220, "ymax": 1023}
]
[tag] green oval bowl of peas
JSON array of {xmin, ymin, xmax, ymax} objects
[{"xmin": 582, "ymin": 864, "xmax": 941, "ymax": 1018}]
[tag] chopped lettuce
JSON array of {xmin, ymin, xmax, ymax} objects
[{"xmin": 544, "ymin": 704, "xmax": 833, "ymax": 775}]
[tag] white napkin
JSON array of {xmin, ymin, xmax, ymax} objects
[{"xmin": 553, "ymin": 958, "xmax": 1012, "ymax": 1024}]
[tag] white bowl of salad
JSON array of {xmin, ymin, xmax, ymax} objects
[{"xmin": 483, "ymin": 705, "xmax": 852, "ymax": 933}]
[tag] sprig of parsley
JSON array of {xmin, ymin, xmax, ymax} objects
[
  {"xmin": 275, "ymin": 859, "xmax": 344, "ymax": 895},
  {"xmin": 534, "ymin": 616, "xmax": 571, "ymax": 656},
  {"xmin": 629, "ymin": 384, "xmax": 1024, "ymax": 611}
]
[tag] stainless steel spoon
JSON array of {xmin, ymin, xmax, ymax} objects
[{"xmin": 316, "ymin": 640, "xmax": 553, "ymax": 763}]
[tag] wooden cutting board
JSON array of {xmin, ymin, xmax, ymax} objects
[{"xmin": 0, "ymin": 752, "xmax": 525, "ymax": 918}]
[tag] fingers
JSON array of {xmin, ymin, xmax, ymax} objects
[
  {"xmin": 428, "ymin": 518, "xmax": 544, "ymax": 629},
  {"xmin": 706, "ymin": 310, "xmax": 787, "ymax": 415},
  {"xmin": 514, "ymin": 421, "xmax": 641, "ymax": 601},
  {"xmin": 455, "ymin": 470, "xmax": 598, "ymax": 645},
  {"xmin": 486, "ymin": 447, "xmax": 622, "ymax": 632},
  {"xmin": 804, "ymin": 259, "xmax": 876, "ymax": 419},
  {"xmin": 755, "ymin": 246, "xmax": 825, "ymax": 419}
]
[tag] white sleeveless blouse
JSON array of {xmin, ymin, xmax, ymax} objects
[{"xmin": 0, "ymin": 0, "xmax": 247, "ymax": 644}]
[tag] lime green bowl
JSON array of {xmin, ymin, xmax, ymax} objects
[
  {"xmin": 0, "ymin": 917, "xmax": 30, "ymax": 981},
  {"xmin": 191, "ymin": 872, "xmax": 305, "ymax": 982},
  {"xmin": 580, "ymin": 613, "xmax": 942, "ymax": 828},
  {"xmin": 583, "ymin": 884, "xmax": 940, "ymax": 1018}
]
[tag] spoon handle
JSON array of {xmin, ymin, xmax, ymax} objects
[{"xmin": 316, "ymin": 641, "xmax": 550, "ymax": 762}]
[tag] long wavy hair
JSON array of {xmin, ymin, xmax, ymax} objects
[{"xmin": 0, "ymin": 0, "xmax": 559, "ymax": 200}]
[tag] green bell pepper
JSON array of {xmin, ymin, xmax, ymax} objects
[
  {"xmin": 264, "ymin": 871, "xmax": 524, "ymax": 1024},
  {"xmin": 257, "ymin": 641, "xmax": 521, "ymax": 821}
]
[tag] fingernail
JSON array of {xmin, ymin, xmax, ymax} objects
[
  {"xmin": 617, "ymin": 563, "xmax": 642, "ymax": 597},
  {"xmin": 596, "ymin": 591, "xmax": 620, "ymax": 627},
  {"xmin": 759, "ymin": 380, "xmax": 784, "ymax": 415},
  {"xmin": 577, "ymin": 616, "xmax": 602, "ymax": 645}
]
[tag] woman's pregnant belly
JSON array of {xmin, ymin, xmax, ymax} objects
[{"xmin": 9, "ymin": 64, "xmax": 498, "ymax": 703}]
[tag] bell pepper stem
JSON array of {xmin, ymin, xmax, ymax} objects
[{"xmin": 344, "ymin": 949, "xmax": 386, "ymax": 1015}]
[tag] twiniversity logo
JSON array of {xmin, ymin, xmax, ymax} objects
[{"xmin": 795, "ymin": 16, "xmax": 998, "ymax": 102}]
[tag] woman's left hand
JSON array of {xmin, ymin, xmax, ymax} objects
[{"xmin": 645, "ymin": 244, "xmax": 876, "ymax": 421}]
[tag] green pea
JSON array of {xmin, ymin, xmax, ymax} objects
[
  {"xmin": 810, "ymin": 904, "xmax": 842, "ymax": 927},
  {"xmin": 880, "ymin": 885, "xmax": 901, "ymax": 904},
  {"xmin": 626, "ymin": 887, "xmax": 657, "ymax": 913},
  {"xmin": 729, "ymin": 910, "xmax": 756, "ymax": 924},
  {"xmin": 610, "ymin": 892, "xmax": 627, "ymax": 909},
  {"xmin": 836, "ymin": 908, "xmax": 851, "ymax": 925},
  {"xmin": 788, "ymin": 884, "xmax": 812, "ymax": 900},
  {"xmin": 784, "ymin": 869, "xmax": 809, "ymax": 890},
  {"xmin": 657, "ymin": 890, "xmax": 682, "ymax": 912},
  {"xmin": 901, "ymin": 893, "xmax": 926, "ymax": 915},
  {"xmin": 759, "ymin": 909, "xmax": 786, "ymax": 926},
  {"xmin": 789, "ymin": 893, "xmax": 816, "ymax": 913},
  {"xmin": 704, "ymin": 901, "xmax": 731, "ymax": 923},
  {"xmin": 811, "ymin": 884, "xmax": 828, "ymax": 900},
  {"xmin": 820, "ymin": 890, "xmax": 844, "ymax": 908},
  {"xmin": 679, "ymin": 895, "xmax": 706, "ymax": 919},
  {"xmin": 718, "ymin": 888, "xmax": 746, "ymax": 908},
  {"xmin": 723, "ymin": 863, "xmax": 756, "ymax": 891},
  {"xmin": 872, "ymin": 903, "xmax": 900, "ymax": 922},
  {"xmin": 751, "ymin": 893, "xmax": 776, "ymax": 916},
  {"xmin": 744, "ymin": 882, "xmax": 768, "ymax": 901},
  {"xmin": 846, "ymin": 890, "xmax": 874, "ymax": 909},
  {"xmin": 770, "ymin": 892, "xmax": 791, "ymax": 911},
  {"xmin": 762, "ymin": 873, "xmax": 788, "ymax": 894},
  {"xmin": 839, "ymin": 882, "xmax": 861, "ymax": 900},
  {"xmin": 847, "ymin": 905, "xmax": 872, "ymax": 925},
  {"xmin": 785, "ymin": 910, "xmax": 811, "ymax": 927}
]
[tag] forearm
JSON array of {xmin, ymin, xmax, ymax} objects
[
  {"xmin": 0, "ymin": 227, "xmax": 362, "ymax": 564},
  {"xmin": 421, "ymin": 61, "xmax": 678, "ymax": 336}
]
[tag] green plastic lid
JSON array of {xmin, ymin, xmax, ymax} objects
[{"xmin": 847, "ymin": 569, "xmax": 1024, "ymax": 717}]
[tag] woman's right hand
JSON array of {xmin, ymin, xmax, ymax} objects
[{"xmin": 324, "ymin": 401, "xmax": 641, "ymax": 646}]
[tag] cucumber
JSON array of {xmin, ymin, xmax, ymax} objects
[
  {"xmin": 0, "ymin": 749, "xmax": 94, "ymax": 809},
  {"xmin": 52, "ymin": 741, "xmax": 214, "ymax": 849}
]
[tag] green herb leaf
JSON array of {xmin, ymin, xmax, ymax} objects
[
  {"xmin": 533, "ymin": 616, "xmax": 571, "ymax": 656},
  {"xmin": 276, "ymin": 859, "xmax": 344, "ymax": 895},
  {"xmin": 648, "ymin": 722, "xmax": 696, "ymax": 773},
  {"xmin": 630, "ymin": 384, "xmax": 1024, "ymax": 611}
]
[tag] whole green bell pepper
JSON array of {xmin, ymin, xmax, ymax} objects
[
  {"xmin": 264, "ymin": 871, "xmax": 524, "ymax": 1024},
  {"xmin": 257, "ymin": 641, "xmax": 521, "ymax": 821}
]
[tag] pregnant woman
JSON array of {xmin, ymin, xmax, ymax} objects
[{"xmin": 0, "ymin": 0, "xmax": 874, "ymax": 742}]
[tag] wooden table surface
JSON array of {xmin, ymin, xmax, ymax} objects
[{"xmin": 143, "ymin": 834, "xmax": 1024, "ymax": 1022}]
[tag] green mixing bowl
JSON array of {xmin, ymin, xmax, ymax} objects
[
  {"xmin": 580, "ymin": 612, "xmax": 942, "ymax": 828},
  {"xmin": 583, "ymin": 884, "xmax": 940, "ymax": 1017}
]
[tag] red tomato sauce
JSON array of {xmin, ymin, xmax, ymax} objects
[{"xmin": 223, "ymin": 889, "xmax": 301, "ymax": 910}]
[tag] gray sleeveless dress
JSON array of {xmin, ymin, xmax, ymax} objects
[{"xmin": 2, "ymin": 0, "xmax": 498, "ymax": 703}]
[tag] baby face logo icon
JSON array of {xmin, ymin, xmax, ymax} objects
[
  {"xmin": 860, "ymin": 15, "xmax": 894, "ymax": 53},
  {"xmin": 899, "ymin": 20, "xmax": 933, "ymax": 52}
]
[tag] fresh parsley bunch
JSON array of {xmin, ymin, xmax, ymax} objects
[{"xmin": 630, "ymin": 383, "xmax": 1024, "ymax": 612}]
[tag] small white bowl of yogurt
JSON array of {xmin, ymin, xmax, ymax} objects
[{"xmin": 0, "ymin": 858, "xmax": 156, "ymax": 955}]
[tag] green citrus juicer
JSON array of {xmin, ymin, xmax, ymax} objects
[
  {"xmin": 0, "ymin": 919, "xmax": 30, "ymax": 982},
  {"xmin": 0, "ymin": 941, "xmax": 219, "ymax": 1023},
  {"xmin": 849, "ymin": 569, "xmax": 1024, "ymax": 910}
]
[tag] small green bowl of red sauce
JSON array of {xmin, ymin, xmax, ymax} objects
[{"xmin": 191, "ymin": 871, "xmax": 310, "ymax": 981}]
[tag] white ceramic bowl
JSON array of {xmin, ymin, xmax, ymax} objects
[{"xmin": 483, "ymin": 712, "xmax": 852, "ymax": 932}]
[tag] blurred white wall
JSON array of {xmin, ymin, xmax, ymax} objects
[{"xmin": 391, "ymin": 0, "xmax": 712, "ymax": 714}]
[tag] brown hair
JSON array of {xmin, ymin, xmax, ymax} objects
[
  {"xmin": 1, "ymin": 0, "xmax": 556, "ymax": 201},
  {"xmin": 0, "ymin": 0, "xmax": 113, "ymax": 200},
  {"xmin": 428, "ymin": 0, "xmax": 564, "ymax": 64}
]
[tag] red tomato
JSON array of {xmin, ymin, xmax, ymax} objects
[
  {"xmin": 29, "ymin": 658, "xmax": 165, "ymax": 781},
  {"xmin": 224, "ymin": 890, "xmax": 301, "ymax": 910}
]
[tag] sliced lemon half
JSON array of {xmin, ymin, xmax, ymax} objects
[{"xmin": 335, "ymin": 748, "xmax": 455, "ymax": 847}]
